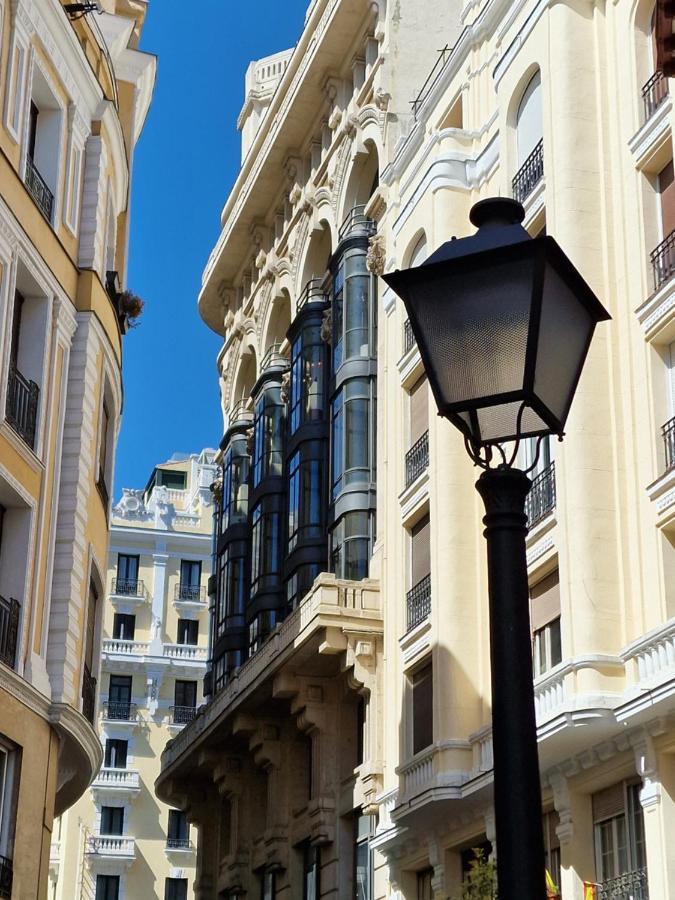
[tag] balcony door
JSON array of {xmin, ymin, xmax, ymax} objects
[
  {"xmin": 109, "ymin": 675, "xmax": 132, "ymax": 705},
  {"xmin": 117, "ymin": 554, "xmax": 139, "ymax": 589},
  {"xmin": 100, "ymin": 806, "xmax": 124, "ymax": 836},
  {"xmin": 174, "ymin": 680, "xmax": 197, "ymax": 710},
  {"xmin": 180, "ymin": 560, "xmax": 201, "ymax": 600},
  {"xmin": 593, "ymin": 782, "xmax": 647, "ymax": 886}
]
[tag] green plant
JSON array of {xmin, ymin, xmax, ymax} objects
[
  {"xmin": 118, "ymin": 289, "xmax": 144, "ymax": 322},
  {"xmin": 455, "ymin": 848, "xmax": 497, "ymax": 900}
]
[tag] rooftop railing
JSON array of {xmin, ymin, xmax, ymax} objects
[
  {"xmin": 650, "ymin": 228, "xmax": 675, "ymax": 292},
  {"xmin": 512, "ymin": 139, "xmax": 544, "ymax": 205},
  {"xmin": 6, "ymin": 363, "xmax": 39, "ymax": 450},
  {"xmin": 405, "ymin": 430, "xmax": 429, "ymax": 489},
  {"xmin": 174, "ymin": 583, "xmax": 206, "ymax": 603},
  {"xmin": 411, "ymin": 45, "xmax": 453, "ymax": 119},
  {"xmin": 525, "ymin": 461, "xmax": 556, "ymax": 527},
  {"xmin": 297, "ymin": 277, "xmax": 328, "ymax": 310},
  {"xmin": 642, "ymin": 70, "xmax": 668, "ymax": 123},
  {"xmin": 25, "ymin": 156, "xmax": 54, "ymax": 222},
  {"xmin": 406, "ymin": 574, "xmax": 431, "ymax": 633},
  {"xmin": 0, "ymin": 595, "xmax": 19, "ymax": 670},
  {"xmin": 338, "ymin": 205, "xmax": 376, "ymax": 242},
  {"xmin": 663, "ymin": 415, "xmax": 675, "ymax": 472}
]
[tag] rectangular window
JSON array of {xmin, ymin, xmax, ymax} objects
[
  {"xmin": 104, "ymin": 739, "xmax": 127, "ymax": 769},
  {"xmin": 543, "ymin": 811, "xmax": 561, "ymax": 893},
  {"xmin": 109, "ymin": 674, "xmax": 132, "ymax": 703},
  {"xmin": 180, "ymin": 560, "xmax": 201, "ymax": 587},
  {"xmin": 659, "ymin": 159, "xmax": 675, "ymax": 238},
  {"xmin": 593, "ymin": 781, "xmax": 647, "ymax": 882},
  {"xmin": 412, "ymin": 662, "xmax": 433, "ymax": 755},
  {"xmin": 167, "ymin": 809, "xmax": 188, "ymax": 844},
  {"xmin": 354, "ymin": 813, "xmax": 374, "ymax": 900},
  {"xmin": 409, "ymin": 376, "xmax": 429, "ymax": 445},
  {"xmin": 177, "ymin": 619, "xmax": 198, "ymax": 645},
  {"xmin": 410, "ymin": 514, "xmax": 430, "ymax": 588},
  {"xmin": 174, "ymin": 680, "xmax": 197, "ymax": 709},
  {"xmin": 112, "ymin": 613, "xmax": 135, "ymax": 641},
  {"xmin": 0, "ymin": 738, "xmax": 20, "ymax": 864},
  {"xmin": 98, "ymin": 402, "xmax": 110, "ymax": 500},
  {"xmin": 28, "ymin": 101, "xmax": 38, "ymax": 160},
  {"xmin": 416, "ymin": 868, "xmax": 433, "ymax": 900},
  {"xmin": 164, "ymin": 879, "xmax": 188, "ymax": 900},
  {"xmin": 261, "ymin": 869, "xmax": 276, "ymax": 900},
  {"xmin": 96, "ymin": 875, "xmax": 120, "ymax": 900},
  {"xmin": 100, "ymin": 806, "xmax": 124, "ymax": 835},
  {"xmin": 530, "ymin": 570, "xmax": 562, "ymax": 677},
  {"xmin": 303, "ymin": 843, "xmax": 320, "ymax": 900},
  {"xmin": 10, "ymin": 291, "xmax": 23, "ymax": 365},
  {"xmin": 116, "ymin": 554, "xmax": 139, "ymax": 591},
  {"xmin": 85, "ymin": 581, "xmax": 98, "ymax": 670}
]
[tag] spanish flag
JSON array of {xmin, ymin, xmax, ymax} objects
[
  {"xmin": 583, "ymin": 883, "xmax": 599, "ymax": 899},
  {"xmin": 545, "ymin": 870, "xmax": 559, "ymax": 898}
]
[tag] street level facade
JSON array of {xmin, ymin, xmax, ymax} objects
[
  {"xmin": 52, "ymin": 451, "xmax": 217, "ymax": 900},
  {"xmin": 0, "ymin": 1, "xmax": 154, "ymax": 897},
  {"xmin": 156, "ymin": 0, "xmax": 675, "ymax": 897}
]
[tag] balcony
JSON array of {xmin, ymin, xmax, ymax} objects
[
  {"xmin": 598, "ymin": 867, "xmax": 648, "ymax": 900},
  {"xmin": 25, "ymin": 155, "xmax": 54, "ymax": 222},
  {"xmin": 0, "ymin": 855, "xmax": 12, "ymax": 900},
  {"xmin": 663, "ymin": 416, "xmax": 675, "ymax": 472},
  {"xmin": 81, "ymin": 663, "xmax": 96, "ymax": 725},
  {"xmin": 166, "ymin": 837, "xmax": 192, "ymax": 851},
  {"xmin": 297, "ymin": 277, "xmax": 328, "ymax": 310},
  {"xmin": 406, "ymin": 574, "xmax": 431, "ymax": 633},
  {"xmin": 403, "ymin": 318, "xmax": 415, "ymax": 355},
  {"xmin": 650, "ymin": 229, "xmax": 675, "ymax": 293},
  {"xmin": 526, "ymin": 462, "xmax": 556, "ymax": 528},
  {"xmin": 512, "ymin": 139, "xmax": 544, "ymax": 205},
  {"xmin": 102, "ymin": 638, "xmax": 150, "ymax": 657},
  {"xmin": 5, "ymin": 363, "xmax": 39, "ymax": 451},
  {"xmin": 85, "ymin": 834, "xmax": 135, "ymax": 863},
  {"xmin": 405, "ymin": 431, "xmax": 429, "ymax": 489},
  {"xmin": 338, "ymin": 204, "xmax": 376, "ymax": 242},
  {"xmin": 0, "ymin": 596, "xmax": 19, "ymax": 669},
  {"xmin": 174, "ymin": 583, "xmax": 206, "ymax": 603},
  {"xmin": 171, "ymin": 705, "xmax": 197, "ymax": 725},
  {"xmin": 91, "ymin": 767, "xmax": 141, "ymax": 796},
  {"xmin": 102, "ymin": 701, "xmax": 137, "ymax": 722},
  {"xmin": 110, "ymin": 577, "xmax": 146, "ymax": 600},
  {"xmin": 642, "ymin": 70, "xmax": 668, "ymax": 123},
  {"xmin": 163, "ymin": 643, "xmax": 207, "ymax": 663},
  {"xmin": 411, "ymin": 45, "xmax": 452, "ymax": 120}
]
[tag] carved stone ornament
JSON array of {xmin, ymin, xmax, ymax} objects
[
  {"xmin": 374, "ymin": 88, "xmax": 391, "ymax": 111},
  {"xmin": 245, "ymin": 427, "xmax": 254, "ymax": 455},
  {"xmin": 211, "ymin": 478, "xmax": 223, "ymax": 504},
  {"xmin": 320, "ymin": 308, "xmax": 333, "ymax": 344},
  {"xmin": 113, "ymin": 488, "xmax": 148, "ymax": 519},
  {"xmin": 224, "ymin": 309, "xmax": 235, "ymax": 331},
  {"xmin": 366, "ymin": 233, "xmax": 386, "ymax": 276},
  {"xmin": 280, "ymin": 370, "xmax": 291, "ymax": 405}
]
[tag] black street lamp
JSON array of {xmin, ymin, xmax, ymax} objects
[{"xmin": 384, "ymin": 198, "xmax": 610, "ymax": 900}]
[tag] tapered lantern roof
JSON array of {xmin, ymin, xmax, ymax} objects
[{"xmin": 383, "ymin": 198, "xmax": 611, "ymax": 447}]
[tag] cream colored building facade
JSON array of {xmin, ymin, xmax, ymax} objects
[
  {"xmin": 157, "ymin": 0, "xmax": 675, "ymax": 898},
  {"xmin": 51, "ymin": 452, "xmax": 217, "ymax": 900},
  {"xmin": 0, "ymin": 1, "xmax": 154, "ymax": 898}
]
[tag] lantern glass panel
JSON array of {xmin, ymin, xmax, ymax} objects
[
  {"xmin": 474, "ymin": 400, "xmax": 549, "ymax": 445},
  {"xmin": 534, "ymin": 259, "xmax": 595, "ymax": 424},
  {"xmin": 411, "ymin": 254, "xmax": 536, "ymax": 410}
]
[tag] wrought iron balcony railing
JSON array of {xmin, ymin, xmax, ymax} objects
[
  {"xmin": 260, "ymin": 342, "xmax": 288, "ymax": 371},
  {"xmin": 81, "ymin": 663, "xmax": 96, "ymax": 724},
  {"xmin": 526, "ymin": 461, "xmax": 556, "ymax": 527},
  {"xmin": 171, "ymin": 705, "xmax": 197, "ymax": 725},
  {"xmin": 174, "ymin": 583, "xmax": 206, "ymax": 603},
  {"xmin": 642, "ymin": 69, "xmax": 668, "ymax": 123},
  {"xmin": 512, "ymin": 139, "xmax": 544, "ymax": 205},
  {"xmin": 0, "ymin": 855, "xmax": 12, "ymax": 900},
  {"xmin": 406, "ymin": 573, "xmax": 431, "ymax": 633},
  {"xmin": 166, "ymin": 837, "xmax": 191, "ymax": 850},
  {"xmin": 405, "ymin": 430, "xmax": 429, "ymax": 488},
  {"xmin": 25, "ymin": 155, "xmax": 54, "ymax": 222},
  {"xmin": 229, "ymin": 399, "xmax": 254, "ymax": 425},
  {"xmin": 411, "ymin": 45, "xmax": 452, "ymax": 119},
  {"xmin": 598, "ymin": 867, "xmax": 648, "ymax": 900},
  {"xmin": 403, "ymin": 318, "xmax": 416, "ymax": 355},
  {"xmin": 663, "ymin": 415, "xmax": 675, "ymax": 471},
  {"xmin": 103, "ymin": 701, "xmax": 137, "ymax": 721},
  {"xmin": 0, "ymin": 595, "xmax": 19, "ymax": 670},
  {"xmin": 111, "ymin": 577, "xmax": 145, "ymax": 598},
  {"xmin": 338, "ymin": 205, "xmax": 376, "ymax": 242},
  {"xmin": 6, "ymin": 363, "xmax": 39, "ymax": 450},
  {"xmin": 650, "ymin": 229, "xmax": 675, "ymax": 292},
  {"xmin": 297, "ymin": 277, "xmax": 328, "ymax": 310}
]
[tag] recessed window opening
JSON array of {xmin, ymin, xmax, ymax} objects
[
  {"xmin": 112, "ymin": 613, "xmax": 135, "ymax": 641},
  {"xmin": 104, "ymin": 739, "xmax": 127, "ymax": 769},
  {"xmin": 411, "ymin": 661, "xmax": 433, "ymax": 755},
  {"xmin": 516, "ymin": 71, "xmax": 542, "ymax": 167},
  {"xmin": 530, "ymin": 570, "xmax": 562, "ymax": 677},
  {"xmin": 25, "ymin": 66, "xmax": 62, "ymax": 221}
]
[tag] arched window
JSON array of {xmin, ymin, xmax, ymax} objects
[
  {"xmin": 408, "ymin": 233, "xmax": 427, "ymax": 268},
  {"xmin": 516, "ymin": 72, "xmax": 542, "ymax": 167}
]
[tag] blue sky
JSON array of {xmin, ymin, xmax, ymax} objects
[{"xmin": 114, "ymin": 1, "xmax": 308, "ymax": 495}]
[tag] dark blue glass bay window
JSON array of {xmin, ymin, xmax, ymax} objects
[
  {"xmin": 330, "ymin": 511, "xmax": 373, "ymax": 581},
  {"xmin": 333, "ymin": 248, "xmax": 374, "ymax": 371},
  {"xmin": 288, "ymin": 446, "xmax": 323, "ymax": 552},
  {"xmin": 253, "ymin": 383, "xmax": 284, "ymax": 487},
  {"xmin": 221, "ymin": 433, "xmax": 250, "ymax": 533},
  {"xmin": 290, "ymin": 322, "xmax": 326, "ymax": 433},
  {"xmin": 331, "ymin": 379, "xmax": 373, "ymax": 500}
]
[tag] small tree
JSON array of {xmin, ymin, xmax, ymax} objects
[
  {"xmin": 455, "ymin": 848, "xmax": 497, "ymax": 900},
  {"xmin": 118, "ymin": 290, "xmax": 144, "ymax": 325}
]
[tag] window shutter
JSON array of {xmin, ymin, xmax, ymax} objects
[
  {"xmin": 411, "ymin": 515, "xmax": 430, "ymax": 588},
  {"xmin": 409, "ymin": 376, "xmax": 429, "ymax": 444},
  {"xmin": 530, "ymin": 570, "xmax": 560, "ymax": 632},
  {"xmin": 659, "ymin": 160, "xmax": 675, "ymax": 238},
  {"xmin": 592, "ymin": 782, "xmax": 625, "ymax": 822}
]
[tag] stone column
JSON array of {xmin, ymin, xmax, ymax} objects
[
  {"xmin": 632, "ymin": 730, "xmax": 675, "ymax": 900},
  {"xmin": 188, "ymin": 798, "xmax": 220, "ymax": 900},
  {"xmin": 550, "ymin": 769, "xmax": 595, "ymax": 899}
]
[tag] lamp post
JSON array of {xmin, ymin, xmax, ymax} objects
[{"xmin": 383, "ymin": 198, "xmax": 610, "ymax": 900}]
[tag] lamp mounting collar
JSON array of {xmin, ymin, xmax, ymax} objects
[
  {"xmin": 469, "ymin": 197, "xmax": 525, "ymax": 229},
  {"xmin": 63, "ymin": 2, "xmax": 101, "ymax": 20}
]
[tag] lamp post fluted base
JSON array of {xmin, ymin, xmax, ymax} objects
[{"xmin": 476, "ymin": 465, "xmax": 547, "ymax": 900}]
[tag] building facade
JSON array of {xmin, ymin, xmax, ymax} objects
[
  {"xmin": 157, "ymin": 0, "xmax": 675, "ymax": 898},
  {"xmin": 52, "ymin": 451, "xmax": 217, "ymax": 900},
  {"xmin": 0, "ymin": 1, "xmax": 154, "ymax": 897}
]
